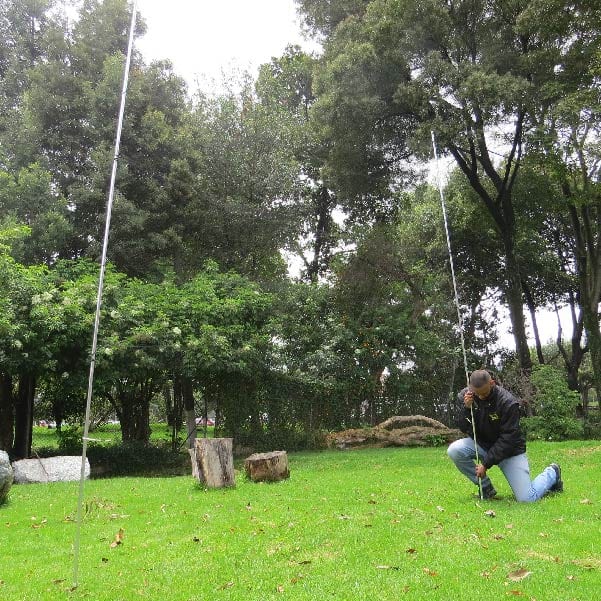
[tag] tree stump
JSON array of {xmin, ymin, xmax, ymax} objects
[
  {"xmin": 244, "ymin": 451, "xmax": 290, "ymax": 483},
  {"xmin": 189, "ymin": 438, "xmax": 235, "ymax": 488}
]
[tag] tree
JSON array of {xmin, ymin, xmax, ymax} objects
[
  {"xmin": 296, "ymin": 0, "xmax": 601, "ymax": 374},
  {"xmin": 257, "ymin": 46, "xmax": 341, "ymax": 283}
]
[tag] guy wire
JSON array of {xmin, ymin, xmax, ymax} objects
[{"xmin": 430, "ymin": 131, "xmax": 483, "ymax": 501}]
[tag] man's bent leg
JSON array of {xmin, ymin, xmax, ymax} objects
[
  {"xmin": 498, "ymin": 454, "xmax": 557, "ymax": 502},
  {"xmin": 447, "ymin": 438, "xmax": 493, "ymax": 490}
]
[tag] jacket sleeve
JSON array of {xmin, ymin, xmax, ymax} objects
[
  {"xmin": 455, "ymin": 388, "xmax": 472, "ymax": 437},
  {"xmin": 482, "ymin": 402, "xmax": 521, "ymax": 468}
]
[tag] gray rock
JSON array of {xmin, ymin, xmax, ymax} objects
[
  {"xmin": 12, "ymin": 456, "xmax": 90, "ymax": 484},
  {"xmin": 0, "ymin": 450, "xmax": 13, "ymax": 503}
]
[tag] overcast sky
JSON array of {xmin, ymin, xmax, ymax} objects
[{"xmin": 135, "ymin": 0, "xmax": 318, "ymax": 90}]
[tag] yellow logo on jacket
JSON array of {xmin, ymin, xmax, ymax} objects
[{"xmin": 489, "ymin": 413, "xmax": 500, "ymax": 421}]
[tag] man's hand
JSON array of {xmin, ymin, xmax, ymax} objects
[
  {"xmin": 464, "ymin": 390, "xmax": 474, "ymax": 408},
  {"xmin": 475, "ymin": 464, "xmax": 487, "ymax": 479}
]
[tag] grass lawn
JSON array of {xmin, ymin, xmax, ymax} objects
[
  {"xmin": 31, "ymin": 423, "xmax": 202, "ymax": 450},
  {"xmin": 1, "ymin": 441, "xmax": 599, "ymax": 600}
]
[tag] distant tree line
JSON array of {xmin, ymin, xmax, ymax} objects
[{"xmin": 1, "ymin": 0, "xmax": 600, "ymax": 457}]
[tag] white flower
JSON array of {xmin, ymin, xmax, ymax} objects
[
  {"xmin": 172, "ymin": 326, "xmax": 182, "ymax": 336},
  {"xmin": 103, "ymin": 347, "xmax": 113, "ymax": 356}
]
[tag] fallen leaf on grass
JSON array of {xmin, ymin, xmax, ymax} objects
[
  {"xmin": 580, "ymin": 498, "xmax": 593, "ymax": 505},
  {"xmin": 567, "ymin": 575, "xmax": 576, "ymax": 581},
  {"xmin": 376, "ymin": 565, "xmax": 401, "ymax": 571},
  {"xmin": 436, "ymin": 506, "xmax": 445, "ymax": 512},
  {"xmin": 405, "ymin": 548, "xmax": 417, "ymax": 554},
  {"xmin": 485, "ymin": 510, "xmax": 496, "ymax": 518},
  {"xmin": 423, "ymin": 568, "xmax": 438, "ymax": 577},
  {"xmin": 53, "ymin": 579, "xmax": 65, "ymax": 585},
  {"xmin": 276, "ymin": 585, "xmax": 284, "ymax": 593},
  {"xmin": 110, "ymin": 528, "xmax": 124, "ymax": 548},
  {"xmin": 507, "ymin": 569, "xmax": 532, "ymax": 582},
  {"xmin": 506, "ymin": 591, "xmax": 525, "ymax": 596},
  {"xmin": 493, "ymin": 534, "xmax": 505, "ymax": 540},
  {"xmin": 505, "ymin": 523, "xmax": 514, "ymax": 529},
  {"xmin": 481, "ymin": 571, "xmax": 492, "ymax": 579},
  {"xmin": 218, "ymin": 582, "xmax": 234, "ymax": 590}
]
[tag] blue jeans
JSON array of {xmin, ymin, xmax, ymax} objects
[{"xmin": 447, "ymin": 437, "xmax": 558, "ymax": 502}]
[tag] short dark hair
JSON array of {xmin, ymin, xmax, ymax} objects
[{"xmin": 469, "ymin": 370, "xmax": 491, "ymax": 388}]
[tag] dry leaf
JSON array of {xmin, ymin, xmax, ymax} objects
[
  {"xmin": 110, "ymin": 528, "xmax": 124, "ymax": 548},
  {"xmin": 376, "ymin": 565, "xmax": 401, "ymax": 571},
  {"xmin": 485, "ymin": 510, "xmax": 496, "ymax": 518},
  {"xmin": 580, "ymin": 498, "xmax": 593, "ymax": 505},
  {"xmin": 507, "ymin": 591, "xmax": 525, "ymax": 596},
  {"xmin": 493, "ymin": 534, "xmax": 505, "ymax": 540},
  {"xmin": 423, "ymin": 568, "xmax": 438, "ymax": 577},
  {"xmin": 218, "ymin": 582, "xmax": 234, "ymax": 590},
  {"xmin": 538, "ymin": 532, "xmax": 548, "ymax": 538},
  {"xmin": 277, "ymin": 585, "xmax": 284, "ymax": 593},
  {"xmin": 507, "ymin": 569, "xmax": 532, "ymax": 582},
  {"xmin": 505, "ymin": 523, "xmax": 514, "ymax": 529},
  {"xmin": 567, "ymin": 575, "xmax": 576, "ymax": 581},
  {"xmin": 436, "ymin": 506, "xmax": 445, "ymax": 512},
  {"xmin": 406, "ymin": 548, "xmax": 417, "ymax": 554},
  {"xmin": 53, "ymin": 579, "xmax": 66, "ymax": 585}
]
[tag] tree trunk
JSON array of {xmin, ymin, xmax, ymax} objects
[
  {"xmin": 504, "ymin": 244, "xmax": 533, "ymax": 372},
  {"xmin": 182, "ymin": 376, "xmax": 196, "ymax": 449},
  {"xmin": 120, "ymin": 394, "xmax": 151, "ymax": 444},
  {"xmin": 582, "ymin": 303, "xmax": 601, "ymax": 401},
  {"xmin": 189, "ymin": 438, "xmax": 235, "ymax": 488},
  {"xmin": 13, "ymin": 374, "xmax": 35, "ymax": 459},
  {"xmin": 244, "ymin": 451, "xmax": 290, "ymax": 483},
  {"xmin": 0, "ymin": 374, "xmax": 14, "ymax": 452},
  {"xmin": 522, "ymin": 280, "xmax": 544, "ymax": 364}
]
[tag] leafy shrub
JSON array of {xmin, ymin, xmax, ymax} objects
[
  {"xmin": 522, "ymin": 364, "xmax": 584, "ymax": 440},
  {"xmin": 423, "ymin": 433, "xmax": 448, "ymax": 447},
  {"xmin": 86, "ymin": 443, "xmax": 189, "ymax": 477},
  {"xmin": 57, "ymin": 426, "xmax": 83, "ymax": 454}
]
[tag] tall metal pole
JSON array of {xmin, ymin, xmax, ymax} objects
[
  {"xmin": 431, "ymin": 131, "xmax": 483, "ymax": 501},
  {"xmin": 72, "ymin": 1, "xmax": 138, "ymax": 587}
]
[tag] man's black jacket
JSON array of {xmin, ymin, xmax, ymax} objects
[{"xmin": 456, "ymin": 385, "xmax": 526, "ymax": 468}]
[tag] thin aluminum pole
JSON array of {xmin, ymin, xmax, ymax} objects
[
  {"xmin": 72, "ymin": 1, "xmax": 138, "ymax": 587},
  {"xmin": 431, "ymin": 131, "xmax": 483, "ymax": 500}
]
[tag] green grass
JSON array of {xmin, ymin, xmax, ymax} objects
[
  {"xmin": 32, "ymin": 423, "xmax": 203, "ymax": 450},
  {"xmin": 1, "ymin": 441, "xmax": 599, "ymax": 600}
]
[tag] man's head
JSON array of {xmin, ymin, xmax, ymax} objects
[{"xmin": 469, "ymin": 370, "xmax": 495, "ymax": 399}]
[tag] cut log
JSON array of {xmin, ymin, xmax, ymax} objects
[
  {"xmin": 190, "ymin": 438, "xmax": 235, "ymax": 488},
  {"xmin": 244, "ymin": 451, "xmax": 289, "ymax": 483}
]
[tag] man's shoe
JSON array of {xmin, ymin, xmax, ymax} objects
[
  {"xmin": 550, "ymin": 463, "xmax": 563, "ymax": 492},
  {"xmin": 475, "ymin": 484, "xmax": 497, "ymax": 500}
]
